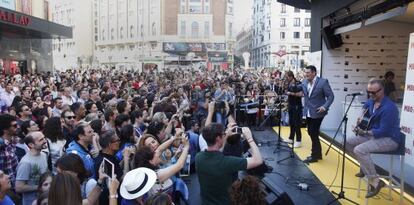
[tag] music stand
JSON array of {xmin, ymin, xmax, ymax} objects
[{"xmin": 325, "ymin": 95, "xmax": 359, "ymax": 205}]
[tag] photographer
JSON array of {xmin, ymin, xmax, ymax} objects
[
  {"xmin": 196, "ymin": 122, "xmax": 262, "ymax": 205},
  {"xmin": 213, "ymin": 81, "xmax": 234, "ymax": 125}
]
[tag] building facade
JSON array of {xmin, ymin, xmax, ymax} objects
[
  {"xmin": 235, "ymin": 27, "xmax": 253, "ymax": 63},
  {"xmin": 50, "ymin": 0, "xmax": 94, "ymax": 70},
  {"xmin": 251, "ymin": 0, "xmax": 311, "ymax": 69},
  {"xmin": 93, "ymin": 0, "xmax": 235, "ymax": 71},
  {"xmin": 0, "ymin": 0, "xmax": 71, "ymax": 74}
]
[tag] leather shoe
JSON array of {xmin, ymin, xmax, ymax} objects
[
  {"xmin": 355, "ymin": 170, "xmax": 365, "ymax": 178},
  {"xmin": 303, "ymin": 156, "xmax": 319, "ymax": 164},
  {"xmin": 365, "ymin": 180, "xmax": 386, "ymax": 198}
]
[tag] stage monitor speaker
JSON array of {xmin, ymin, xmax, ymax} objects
[
  {"xmin": 260, "ymin": 177, "xmax": 294, "ymax": 205},
  {"xmin": 321, "ymin": 26, "xmax": 343, "ymax": 49}
]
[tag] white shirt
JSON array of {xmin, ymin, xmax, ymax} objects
[
  {"xmin": 0, "ymin": 90, "xmax": 15, "ymax": 107},
  {"xmin": 198, "ymin": 134, "xmax": 208, "ymax": 152},
  {"xmin": 307, "ymin": 78, "xmax": 316, "ymax": 117}
]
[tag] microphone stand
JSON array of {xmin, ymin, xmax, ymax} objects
[
  {"xmin": 272, "ymin": 94, "xmax": 290, "ymax": 154},
  {"xmin": 326, "ymin": 94, "xmax": 359, "ymax": 205}
]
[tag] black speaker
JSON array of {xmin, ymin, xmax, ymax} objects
[
  {"xmin": 321, "ymin": 26, "xmax": 343, "ymax": 49},
  {"xmin": 260, "ymin": 177, "xmax": 294, "ymax": 205}
]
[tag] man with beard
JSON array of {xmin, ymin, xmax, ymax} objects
[
  {"xmin": 61, "ymin": 110, "xmax": 76, "ymax": 143},
  {"xmin": 15, "ymin": 131, "xmax": 49, "ymax": 205},
  {"xmin": 87, "ymin": 88, "xmax": 104, "ymax": 112},
  {"xmin": 347, "ymin": 79, "xmax": 403, "ymax": 198},
  {"xmin": 66, "ymin": 123, "xmax": 96, "ymax": 178},
  {"xmin": 94, "ymin": 130, "xmax": 123, "ymax": 205},
  {"xmin": 0, "ymin": 114, "xmax": 19, "ymax": 187}
]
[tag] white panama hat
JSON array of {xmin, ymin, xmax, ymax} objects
[{"xmin": 120, "ymin": 167, "xmax": 157, "ymax": 200}]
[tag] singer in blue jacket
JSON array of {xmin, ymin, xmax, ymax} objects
[{"xmin": 301, "ymin": 65, "xmax": 334, "ymax": 163}]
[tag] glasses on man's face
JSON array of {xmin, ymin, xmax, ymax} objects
[
  {"xmin": 111, "ymin": 138, "xmax": 121, "ymax": 143},
  {"xmin": 11, "ymin": 123, "xmax": 18, "ymax": 128},
  {"xmin": 366, "ymin": 88, "xmax": 382, "ymax": 95},
  {"xmin": 65, "ymin": 116, "xmax": 75, "ymax": 119},
  {"xmin": 23, "ymin": 108, "xmax": 30, "ymax": 111}
]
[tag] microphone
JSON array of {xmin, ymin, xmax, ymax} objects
[{"xmin": 346, "ymin": 91, "xmax": 363, "ymax": 96}]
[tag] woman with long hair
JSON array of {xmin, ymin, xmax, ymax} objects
[
  {"xmin": 48, "ymin": 173, "xmax": 82, "ymax": 205},
  {"xmin": 43, "ymin": 117, "xmax": 66, "ymax": 173}
]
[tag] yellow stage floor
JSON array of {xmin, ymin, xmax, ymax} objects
[{"xmin": 273, "ymin": 126, "xmax": 414, "ymax": 205}]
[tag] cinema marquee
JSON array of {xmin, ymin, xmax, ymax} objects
[{"xmin": 0, "ymin": 8, "xmax": 31, "ymax": 26}]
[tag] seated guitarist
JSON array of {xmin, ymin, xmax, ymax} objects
[{"xmin": 347, "ymin": 78, "xmax": 402, "ymax": 198}]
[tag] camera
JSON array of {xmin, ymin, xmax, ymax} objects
[{"xmin": 233, "ymin": 127, "xmax": 242, "ymax": 134}]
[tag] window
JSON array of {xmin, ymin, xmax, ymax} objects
[
  {"xmin": 152, "ymin": 23, "xmax": 156, "ymax": 36},
  {"xmin": 204, "ymin": 22, "xmax": 209, "ymax": 38},
  {"xmin": 189, "ymin": 6, "xmax": 202, "ymax": 13},
  {"xmin": 180, "ymin": 21, "xmax": 186, "ymax": 37},
  {"xmin": 120, "ymin": 27, "xmax": 124, "ymax": 39},
  {"xmin": 280, "ymin": 18, "xmax": 285, "ymax": 27},
  {"xmin": 140, "ymin": 24, "xmax": 144, "ymax": 37},
  {"xmin": 280, "ymin": 32, "xmax": 285, "ymax": 39},
  {"xmin": 204, "ymin": 5, "xmax": 209, "ymax": 13},
  {"xmin": 228, "ymin": 6, "xmax": 233, "ymax": 14},
  {"xmin": 294, "ymin": 8, "xmax": 300, "ymax": 13},
  {"xmin": 130, "ymin": 26, "xmax": 134, "ymax": 38},
  {"xmin": 293, "ymin": 32, "xmax": 300, "ymax": 39},
  {"xmin": 281, "ymin": 4, "xmax": 286, "ymax": 13},
  {"xmin": 294, "ymin": 18, "xmax": 300, "ymax": 27},
  {"xmin": 229, "ymin": 22, "xmax": 233, "ymax": 38},
  {"xmin": 102, "ymin": 29, "xmax": 105, "ymax": 40},
  {"xmin": 180, "ymin": 5, "xmax": 186, "ymax": 13},
  {"xmin": 305, "ymin": 18, "xmax": 310, "ymax": 27},
  {"xmin": 305, "ymin": 9, "xmax": 311, "ymax": 13},
  {"xmin": 191, "ymin": 22, "xmax": 199, "ymax": 38},
  {"xmin": 305, "ymin": 32, "xmax": 310, "ymax": 39},
  {"xmin": 111, "ymin": 28, "xmax": 114, "ymax": 40}
]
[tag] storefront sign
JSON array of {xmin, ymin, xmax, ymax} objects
[
  {"xmin": 401, "ymin": 32, "xmax": 414, "ymax": 165},
  {"xmin": 163, "ymin": 42, "xmax": 226, "ymax": 53},
  {"xmin": 0, "ymin": 8, "xmax": 31, "ymax": 26},
  {"xmin": 208, "ymin": 51, "xmax": 228, "ymax": 62}
]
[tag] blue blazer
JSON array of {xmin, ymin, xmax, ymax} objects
[{"xmin": 302, "ymin": 77, "xmax": 335, "ymax": 119}]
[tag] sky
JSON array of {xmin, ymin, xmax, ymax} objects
[{"xmin": 234, "ymin": 0, "xmax": 254, "ymax": 35}]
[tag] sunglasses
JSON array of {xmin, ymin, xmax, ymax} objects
[
  {"xmin": 65, "ymin": 116, "xmax": 75, "ymax": 119},
  {"xmin": 11, "ymin": 124, "xmax": 18, "ymax": 128},
  {"xmin": 111, "ymin": 138, "xmax": 121, "ymax": 143},
  {"xmin": 366, "ymin": 88, "xmax": 382, "ymax": 95}
]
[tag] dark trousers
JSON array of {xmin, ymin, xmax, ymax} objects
[
  {"xmin": 306, "ymin": 117, "xmax": 323, "ymax": 158},
  {"xmin": 288, "ymin": 107, "xmax": 302, "ymax": 142}
]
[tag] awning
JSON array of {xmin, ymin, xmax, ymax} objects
[
  {"xmin": 0, "ymin": 6, "xmax": 72, "ymax": 39},
  {"xmin": 277, "ymin": 0, "xmax": 311, "ymax": 10}
]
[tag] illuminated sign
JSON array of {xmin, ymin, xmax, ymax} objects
[{"xmin": 0, "ymin": 8, "xmax": 31, "ymax": 26}]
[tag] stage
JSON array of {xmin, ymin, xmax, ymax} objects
[{"xmin": 185, "ymin": 126, "xmax": 413, "ymax": 205}]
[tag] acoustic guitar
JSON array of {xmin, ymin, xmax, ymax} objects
[{"xmin": 354, "ymin": 109, "xmax": 373, "ymax": 136}]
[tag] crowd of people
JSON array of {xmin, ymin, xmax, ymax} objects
[
  {"xmin": 0, "ymin": 66, "xmax": 301, "ymax": 205},
  {"xmin": 0, "ymin": 63, "xmax": 404, "ymax": 204}
]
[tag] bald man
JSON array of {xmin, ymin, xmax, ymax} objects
[{"xmin": 15, "ymin": 131, "xmax": 49, "ymax": 205}]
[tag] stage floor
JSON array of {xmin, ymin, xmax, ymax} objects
[{"xmin": 185, "ymin": 126, "xmax": 413, "ymax": 205}]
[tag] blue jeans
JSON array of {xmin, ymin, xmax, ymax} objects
[{"xmin": 215, "ymin": 112, "xmax": 227, "ymax": 125}]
